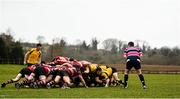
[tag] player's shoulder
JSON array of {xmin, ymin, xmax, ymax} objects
[
  {"xmin": 29, "ymin": 48, "xmax": 36, "ymax": 51},
  {"xmin": 27, "ymin": 48, "xmax": 36, "ymax": 53},
  {"xmin": 134, "ymin": 47, "xmax": 141, "ymax": 51}
]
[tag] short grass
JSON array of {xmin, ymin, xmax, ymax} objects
[{"xmin": 0, "ymin": 64, "xmax": 180, "ymax": 98}]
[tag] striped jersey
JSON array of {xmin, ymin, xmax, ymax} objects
[{"xmin": 123, "ymin": 47, "xmax": 143, "ymax": 59}]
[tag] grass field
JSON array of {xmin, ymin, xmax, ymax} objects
[{"xmin": 0, "ymin": 64, "xmax": 180, "ymax": 98}]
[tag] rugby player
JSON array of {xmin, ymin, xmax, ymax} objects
[
  {"xmin": 1, "ymin": 65, "xmax": 36, "ymax": 88},
  {"xmin": 95, "ymin": 66, "xmax": 123, "ymax": 87},
  {"xmin": 123, "ymin": 41, "xmax": 147, "ymax": 89},
  {"xmin": 24, "ymin": 43, "xmax": 42, "ymax": 67}
]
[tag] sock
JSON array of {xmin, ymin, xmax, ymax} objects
[
  {"xmin": 19, "ymin": 80, "xmax": 31, "ymax": 86},
  {"xmin": 36, "ymin": 81, "xmax": 46, "ymax": 87},
  {"xmin": 117, "ymin": 80, "xmax": 123, "ymax": 84},
  {"xmin": 5, "ymin": 79, "xmax": 14, "ymax": 84},
  {"xmin": 139, "ymin": 74, "xmax": 146, "ymax": 86},
  {"xmin": 124, "ymin": 75, "xmax": 128, "ymax": 86},
  {"xmin": 48, "ymin": 81, "xmax": 55, "ymax": 86}
]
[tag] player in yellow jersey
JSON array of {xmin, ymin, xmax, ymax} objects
[
  {"xmin": 95, "ymin": 66, "xmax": 123, "ymax": 87},
  {"xmin": 84, "ymin": 64, "xmax": 98, "ymax": 74},
  {"xmin": 82, "ymin": 64, "xmax": 99, "ymax": 87},
  {"xmin": 24, "ymin": 43, "xmax": 42, "ymax": 67}
]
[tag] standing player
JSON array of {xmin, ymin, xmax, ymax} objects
[
  {"xmin": 123, "ymin": 41, "xmax": 147, "ymax": 89},
  {"xmin": 24, "ymin": 43, "xmax": 42, "ymax": 67}
]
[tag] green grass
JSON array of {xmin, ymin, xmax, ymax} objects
[{"xmin": 0, "ymin": 64, "xmax": 180, "ymax": 98}]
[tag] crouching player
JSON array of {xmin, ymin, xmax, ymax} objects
[
  {"xmin": 1, "ymin": 65, "xmax": 36, "ymax": 88},
  {"xmin": 95, "ymin": 66, "xmax": 123, "ymax": 87},
  {"xmin": 82, "ymin": 63, "xmax": 99, "ymax": 87},
  {"xmin": 46, "ymin": 63, "xmax": 88, "ymax": 89},
  {"xmin": 15, "ymin": 64, "xmax": 53, "ymax": 89}
]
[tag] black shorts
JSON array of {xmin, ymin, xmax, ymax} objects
[
  {"xmin": 49, "ymin": 69, "xmax": 58, "ymax": 76},
  {"xmin": 19, "ymin": 68, "xmax": 32, "ymax": 77},
  {"xmin": 57, "ymin": 70, "xmax": 69, "ymax": 77},
  {"xmin": 111, "ymin": 67, "xmax": 117, "ymax": 73},
  {"xmin": 126, "ymin": 59, "xmax": 141, "ymax": 70},
  {"xmin": 34, "ymin": 66, "xmax": 47, "ymax": 76}
]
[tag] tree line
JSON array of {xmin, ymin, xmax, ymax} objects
[{"xmin": 0, "ymin": 32, "xmax": 180, "ymax": 65}]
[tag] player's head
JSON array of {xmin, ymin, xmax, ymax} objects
[
  {"xmin": 36, "ymin": 43, "xmax": 42, "ymax": 50},
  {"xmin": 96, "ymin": 67, "xmax": 102, "ymax": 74},
  {"xmin": 69, "ymin": 58, "xmax": 74, "ymax": 61},
  {"xmin": 55, "ymin": 56, "xmax": 61, "ymax": 62},
  {"xmin": 40, "ymin": 61, "xmax": 46, "ymax": 65},
  {"xmin": 80, "ymin": 67, "xmax": 85, "ymax": 73},
  {"xmin": 128, "ymin": 41, "xmax": 134, "ymax": 47}
]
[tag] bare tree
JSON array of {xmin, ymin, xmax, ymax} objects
[
  {"xmin": 59, "ymin": 38, "xmax": 67, "ymax": 47},
  {"xmin": 80, "ymin": 40, "xmax": 89, "ymax": 50},
  {"xmin": 102, "ymin": 38, "xmax": 118, "ymax": 51},
  {"xmin": 91, "ymin": 38, "xmax": 99, "ymax": 50}
]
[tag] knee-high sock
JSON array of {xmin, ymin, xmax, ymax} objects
[
  {"xmin": 19, "ymin": 79, "xmax": 32, "ymax": 85},
  {"xmin": 4, "ymin": 79, "xmax": 14, "ymax": 85},
  {"xmin": 124, "ymin": 75, "xmax": 128, "ymax": 84},
  {"xmin": 138, "ymin": 74, "xmax": 146, "ymax": 86}
]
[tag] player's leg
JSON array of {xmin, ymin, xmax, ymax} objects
[
  {"xmin": 54, "ymin": 75, "xmax": 61, "ymax": 84},
  {"xmin": 47, "ymin": 70, "xmax": 63, "ymax": 88},
  {"xmin": 46, "ymin": 75, "xmax": 57, "ymax": 89},
  {"xmin": 135, "ymin": 61, "xmax": 147, "ymax": 89},
  {"xmin": 15, "ymin": 77, "xmax": 34, "ymax": 89},
  {"xmin": 30, "ymin": 67, "xmax": 47, "ymax": 88},
  {"xmin": 60, "ymin": 70, "xmax": 72, "ymax": 88},
  {"xmin": 35, "ymin": 75, "xmax": 47, "ymax": 88},
  {"xmin": 124, "ymin": 69, "xmax": 129, "ymax": 88},
  {"xmin": 123, "ymin": 61, "xmax": 132, "ymax": 88},
  {"xmin": 1, "ymin": 73, "xmax": 22, "ymax": 88},
  {"xmin": 62, "ymin": 76, "xmax": 72, "ymax": 88},
  {"xmin": 46, "ymin": 70, "xmax": 57, "ymax": 88},
  {"xmin": 46, "ymin": 75, "xmax": 53, "ymax": 83},
  {"xmin": 111, "ymin": 67, "xmax": 123, "ymax": 86}
]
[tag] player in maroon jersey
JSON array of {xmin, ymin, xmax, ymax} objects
[
  {"xmin": 1, "ymin": 65, "xmax": 36, "ymax": 88},
  {"xmin": 46, "ymin": 62, "xmax": 88, "ymax": 89},
  {"xmin": 15, "ymin": 63, "xmax": 53, "ymax": 89},
  {"xmin": 48, "ymin": 56, "xmax": 70, "ymax": 66}
]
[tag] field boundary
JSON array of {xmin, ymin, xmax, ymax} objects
[{"xmin": 105, "ymin": 64, "xmax": 180, "ymax": 74}]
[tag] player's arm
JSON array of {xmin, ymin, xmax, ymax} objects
[
  {"xmin": 139, "ymin": 48, "xmax": 143, "ymax": 57},
  {"xmin": 38, "ymin": 52, "xmax": 42, "ymax": 64},
  {"xmin": 38, "ymin": 57, "xmax": 41, "ymax": 64},
  {"xmin": 101, "ymin": 73, "xmax": 110, "ymax": 87},
  {"xmin": 104, "ymin": 78, "xmax": 110, "ymax": 87},
  {"xmin": 78, "ymin": 74, "xmax": 88, "ymax": 88},
  {"xmin": 95, "ymin": 77, "xmax": 103, "ymax": 84},
  {"xmin": 24, "ymin": 50, "xmax": 32, "ymax": 64},
  {"xmin": 123, "ymin": 48, "xmax": 128, "ymax": 58},
  {"xmin": 27, "ymin": 73, "xmax": 35, "ymax": 81},
  {"xmin": 84, "ymin": 66, "xmax": 90, "ymax": 74}
]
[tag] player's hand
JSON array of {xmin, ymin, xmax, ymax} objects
[{"xmin": 23, "ymin": 61, "xmax": 27, "ymax": 65}]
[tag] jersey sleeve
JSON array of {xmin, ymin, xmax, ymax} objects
[
  {"xmin": 26, "ymin": 48, "xmax": 35, "ymax": 55},
  {"xmin": 123, "ymin": 48, "xmax": 128, "ymax": 57}
]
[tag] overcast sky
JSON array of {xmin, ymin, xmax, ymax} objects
[{"xmin": 0, "ymin": 0, "xmax": 180, "ymax": 48}]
